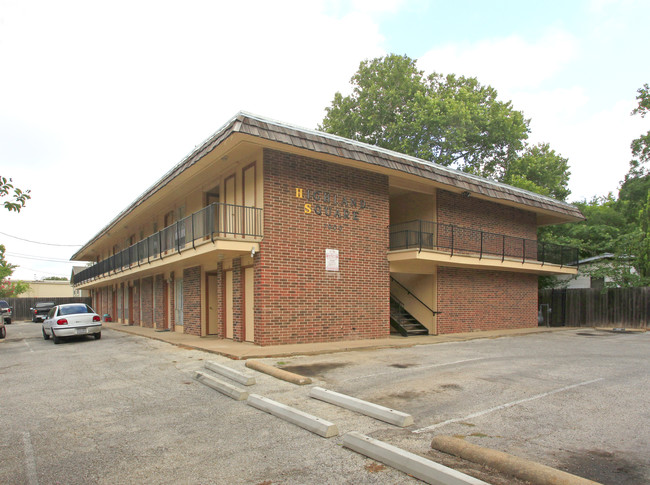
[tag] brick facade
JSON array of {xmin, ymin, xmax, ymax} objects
[
  {"xmin": 435, "ymin": 190, "xmax": 539, "ymax": 333},
  {"xmin": 256, "ymin": 149, "xmax": 390, "ymax": 346},
  {"xmin": 437, "ymin": 189, "xmax": 537, "ymax": 240},
  {"xmin": 231, "ymin": 259, "xmax": 243, "ymax": 341},
  {"xmin": 88, "ymin": 152, "xmax": 544, "ymax": 343},
  {"xmin": 183, "ymin": 266, "xmax": 202, "ymax": 336},
  {"xmin": 215, "ymin": 262, "xmax": 224, "ymax": 338},
  {"xmin": 437, "ymin": 267, "xmax": 538, "ymax": 333}
]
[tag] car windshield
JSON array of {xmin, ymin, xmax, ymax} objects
[
  {"xmin": 59, "ymin": 304, "xmax": 91, "ymax": 316},
  {"xmin": 37, "ymin": 303, "xmax": 54, "ymax": 308},
  {"xmin": 0, "ymin": 301, "xmax": 9, "ymax": 308}
]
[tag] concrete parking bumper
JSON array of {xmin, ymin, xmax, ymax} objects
[
  {"xmin": 310, "ymin": 386, "xmax": 414, "ymax": 427},
  {"xmin": 344, "ymin": 432, "xmax": 488, "ymax": 485},
  {"xmin": 247, "ymin": 394, "xmax": 339, "ymax": 438}
]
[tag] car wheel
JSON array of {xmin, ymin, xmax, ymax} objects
[
  {"xmin": 94, "ymin": 332, "xmax": 101, "ymax": 340},
  {"xmin": 52, "ymin": 331, "xmax": 61, "ymax": 344},
  {"xmin": 0, "ymin": 326, "xmax": 5, "ymax": 339},
  {"xmin": 42, "ymin": 326, "xmax": 50, "ymax": 340}
]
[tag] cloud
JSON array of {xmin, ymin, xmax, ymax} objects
[
  {"xmin": 418, "ymin": 29, "xmax": 580, "ymax": 92},
  {"xmin": 1, "ymin": 0, "xmax": 387, "ymax": 280}
]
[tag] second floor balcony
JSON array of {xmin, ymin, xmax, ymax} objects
[
  {"xmin": 389, "ymin": 220, "xmax": 579, "ymax": 275},
  {"xmin": 74, "ymin": 202, "xmax": 263, "ymax": 286}
]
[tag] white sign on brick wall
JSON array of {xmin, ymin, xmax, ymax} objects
[{"xmin": 325, "ymin": 249, "xmax": 339, "ymax": 272}]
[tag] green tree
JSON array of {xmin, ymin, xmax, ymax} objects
[
  {"xmin": 503, "ymin": 143, "xmax": 571, "ymax": 201},
  {"xmin": 320, "ymin": 54, "xmax": 530, "ymax": 178},
  {"xmin": 43, "ymin": 276, "xmax": 69, "ymax": 281},
  {"xmin": 1, "ymin": 176, "xmax": 30, "ymax": 212},
  {"xmin": 0, "ymin": 245, "xmax": 15, "ymax": 281},
  {"xmin": 539, "ymin": 196, "xmax": 624, "ymax": 257},
  {"xmin": 0, "ymin": 245, "xmax": 29, "ymax": 297},
  {"xmin": 1, "ymin": 177, "xmax": 31, "ymax": 295},
  {"xmin": 629, "ymin": 83, "xmax": 649, "ymax": 175}
]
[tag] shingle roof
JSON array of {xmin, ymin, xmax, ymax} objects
[{"xmin": 72, "ymin": 111, "xmax": 583, "ymax": 260}]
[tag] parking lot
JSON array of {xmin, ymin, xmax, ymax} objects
[{"xmin": 1, "ymin": 321, "xmax": 648, "ymax": 484}]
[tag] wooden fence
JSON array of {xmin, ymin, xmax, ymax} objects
[
  {"xmin": 539, "ymin": 287, "xmax": 649, "ymax": 328},
  {"xmin": 3, "ymin": 297, "xmax": 93, "ymax": 321}
]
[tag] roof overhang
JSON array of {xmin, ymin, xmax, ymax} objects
[{"xmin": 72, "ymin": 112, "xmax": 584, "ymax": 260}]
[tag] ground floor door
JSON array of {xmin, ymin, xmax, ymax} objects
[
  {"xmin": 207, "ymin": 274, "xmax": 219, "ymax": 335},
  {"xmin": 162, "ymin": 280, "xmax": 169, "ymax": 330},
  {"xmin": 174, "ymin": 278, "xmax": 184, "ymax": 328},
  {"xmin": 243, "ymin": 267, "xmax": 254, "ymax": 342},
  {"xmin": 127, "ymin": 286, "xmax": 133, "ymax": 324}
]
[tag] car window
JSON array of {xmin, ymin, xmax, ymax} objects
[
  {"xmin": 47, "ymin": 307, "xmax": 57, "ymax": 319},
  {"xmin": 59, "ymin": 304, "xmax": 91, "ymax": 316}
]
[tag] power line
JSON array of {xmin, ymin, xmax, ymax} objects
[
  {"xmin": 0, "ymin": 231, "xmax": 82, "ymax": 247},
  {"xmin": 13, "ymin": 265, "xmax": 71, "ymax": 278},
  {"xmin": 6, "ymin": 252, "xmax": 75, "ymax": 263}
]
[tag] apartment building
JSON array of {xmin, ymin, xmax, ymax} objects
[{"xmin": 72, "ymin": 112, "xmax": 582, "ymax": 345}]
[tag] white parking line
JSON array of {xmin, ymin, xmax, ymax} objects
[
  {"xmin": 412, "ymin": 378, "xmax": 605, "ymax": 434},
  {"xmin": 23, "ymin": 431, "xmax": 38, "ymax": 485},
  {"xmin": 342, "ymin": 357, "xmax": 485, "ymax": 382}
]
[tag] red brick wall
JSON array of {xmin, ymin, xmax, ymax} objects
[
  {"xmin": 231, "ymin": 259, "xmax": 243, "ymax": 341},
  {"xmin": 256, "ymin": 149, "xmax": 390, "ymax": 346},
  {"xmin": 215, "ymin": 262, "xmax": 224, "ymax": 338},
  {"xmin": 141, "ymin": 276, "xmax": 153, "ymax": 328},
  {"xmin": 183, "ymin": 266, "xmax": 202, "ymax": 336},
  {"xmin": 437, "ymin": 189, "xmax": 537, "ymax": 240},
  {"xmin": 437, "ymin": 267, "xmax": 538, "ymax": 333}
]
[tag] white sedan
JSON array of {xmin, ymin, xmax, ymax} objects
[{"xmin": 42, "ymin": 303, "xmax": 102, "ymax": 344}]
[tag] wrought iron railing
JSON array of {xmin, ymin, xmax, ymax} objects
[
  {"xmin": 389, "ymin": 220, "xmax": 578, "ymax": 267},
  {"xmin": 74, "ymin": 203, "xmax": 263, "ymax": 285}
]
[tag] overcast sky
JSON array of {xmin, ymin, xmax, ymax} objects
[{"xmin": 1, "ymin": 0, "xmax": 648, "ymax": 281}]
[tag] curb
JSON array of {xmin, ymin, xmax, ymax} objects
[
  {"xmin": 245, "ymin": 360, "xmax": 312, "ymax": 385},
  {"xmin": 343, "ymin": 432, "xmax": 488, "ymax": 485},
  {"xmin": 430, "ymin": 435, "xmax": 602, "ymax": 485}
]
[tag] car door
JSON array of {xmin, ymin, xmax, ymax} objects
[{"xmin": 44, "ymin": 306, "xmax": 58, "ymax": 333}]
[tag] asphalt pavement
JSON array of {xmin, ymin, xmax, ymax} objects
[{"xmin": 2, "ymin": 321, "xmax": 648, "ymax": 484}]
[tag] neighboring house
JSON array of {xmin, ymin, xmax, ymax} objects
[
  {"xmin": 71, "ymin": 112, "xmax": 583, "ymax": 345},
  {"xmin": 22, "ymin": 280, "xmax": 74, "ymax": 298},
  {"xmin": 70, "ymin": 267, "xmax": 91, "ymax": 297},
  {"xmin": 553, "ymin": 253, "xmax": 637, "ymax": 289}
]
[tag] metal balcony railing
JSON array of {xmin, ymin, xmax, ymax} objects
[
  {"xmin": 73, "ymin": 203, "xmax": 263, "ymax": 286},
  {"xmin": 389, "ymin": 220, "xmax": 578, "ymax": 267}
]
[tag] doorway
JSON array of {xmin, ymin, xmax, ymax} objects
[
  {"xmin": 174, "ymin": 278, "xmax": 184, "ymax": 328},
  {"xmin": 206, "ymin": 273, "xmax": 219, "ymax": 335}
]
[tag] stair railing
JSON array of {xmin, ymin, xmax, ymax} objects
[{"xmin": 390, "ymin": 276, "xmax": 439, "ymax": 317}]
